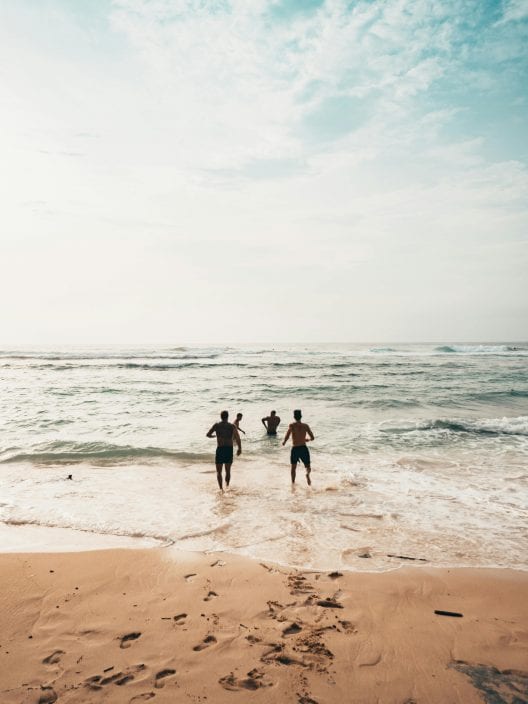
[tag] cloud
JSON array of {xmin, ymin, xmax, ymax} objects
[
  {"xmin": 107, "ymin": 0, "xmax": 472, "ymax": 175},
  {"xmin": 498, "ymin": 0, "xmax": 528, "ymax": 23},
  {"xmin": 0, "ymin": 0, "xmax": 526, "ymax": 342}
]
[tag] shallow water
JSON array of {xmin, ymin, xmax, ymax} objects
[{"xmin": 1, "ymin": 343, "xmax": 527, "ymax": 570}]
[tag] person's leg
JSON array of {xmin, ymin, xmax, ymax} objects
[
  {"xmin": 216, "ymin": 463, "xmax": 224, "ymax": 491},
  {"xmin": 225, "ymin": 463, "xmax": 232, "ymax": 487},
  {"xmin": 290, "ymin": 447, "xmax": 298, "ymax": 483},
  {"xmin": 301, "ymin": 447, "xmax": 312, "ymax": 485}
]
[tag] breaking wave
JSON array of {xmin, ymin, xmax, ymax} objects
[
  {"xmin": 0, "ymin": 441, "xmax": 211, "ymax": 465},
  {"xmin": 383, "ymin": 416, "xmax": 528, "ymax": 437},
  {"xmin": 435, "ymin": 345, "xmax": 527, "ymax": 355}
]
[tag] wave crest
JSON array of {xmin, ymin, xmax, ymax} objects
[
  {"xmin": 0, "ymin": 441, "xmax": 211, "ymax": 465},
  {"xmin": 435, "ymin": 344, "xmax": 526, "ymax": 354},
  {"xmin": 383, "ymin": 416, "xmax": 528, "ymax": 437}
]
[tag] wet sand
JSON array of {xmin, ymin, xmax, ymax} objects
[{"xmin": 0, "ymin": 548, "xmax": 527, "ymax": 703}]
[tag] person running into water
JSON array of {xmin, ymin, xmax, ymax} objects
[
  {"xmin": 233, "ymin": 412, "xmax": 246, "ymax": 435},
  {"xmin": 282, "ymin": 409, "xmax": 314, "ymax": 485},
  {"xmin": 206, "ymin": 410, "xmax": 242, "ymax": 491},
  {"xmin": 262, "ymin": 410, "xmax": 281, "ymax": 435}
]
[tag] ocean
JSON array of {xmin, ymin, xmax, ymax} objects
[{"xmin": 1, "ymin": 343, "xmax": 527, "ymax": 571}]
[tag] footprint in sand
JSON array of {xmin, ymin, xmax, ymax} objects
[
  {"xmin": 266, "ymin": 599, "xmax": 296, "ymax": 620},
  {"xmin": 288, "ymin": 574, "xmax": 314, "ymax": 595},
  {"xmin": 338, "ymin": 620, "xmax": 357, "ymax": 634},
  {"xmin": 184, "ymin": 573, "xmax": 197, "ymax": 582},
  {"xmin": 86, "ymin": 663, "xmax": 145, "ymax": 690},
  {"xmin": 193, "ymin": 635, "xmax": 217, "ymax": 651},
  {"xmin": 116, "ymin": 674, "xmax": 135, "ymax": 685},
  {"xmin": 260, "ymin": 643, "xmax": 306, "ymax": 668},
  {"xmin": 130, "ymin": 694, "xmax": 156, "ymax": 702},
  {"xmin": 296, "ymin": 632, "xmax": 334, "ymax": 661},
  {"xmin": 245, "ymin": 634, "xmax": 262, "ymax": 644},
  {"xmin": 100, "ymin": 671, "xmax": 127, "ymax": 685},
  {"xmin": 219, "ymin": 669, "xmax": 271, "ymax": 691},
  {"xmin": 85, "ymin": 675, "xmax": 103, "ymax": 691},
  {"xmin": 282, "ymin": 622, "xmax": 303, "ymax": 636},
  {"xmin": 173, "ymin": 613, "xmax": 187, "ymax": 624},
  {"xmin": 273, "ymin": 653, "xmax": 307, "ymax": 667},
  {"xmin": 38, "ymin": 687, "xmax": 58, "ymax": 704},
  {"xmin": 267, "ymin": 600, "xmax": 283, "ymax": 616},
  {"xmin": 120, "ymin": 632, "xmax": 141, "ymax": 648},
  {"xmin": 298, "ymin": 696, "xmax": 319, "ymax": 704},
  {"xmin": 261, "ymin": 643, "xmax": 283, "ymax": 658},
  {"xmin": 316, "ymin": 598, "xmax": 343, "ymax": 609},
  {"xmin": 154, "ymin": 668, "xmax": 176, "ymax": 689},
  {"xmin": 42, "ymin": 650, "xmax": 64, "ymax": 665},
  {"xmin": 204, "ymin": 590, "xmax": 218, "ymax": 601}
]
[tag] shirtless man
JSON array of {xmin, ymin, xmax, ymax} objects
[
  {"xmin": 261, "ymin": 410, "xmax": 281, "ymax": 436},
  {"xmin": 282, "ymin": 409, "xmax": 314, "ymax": 485},
  {"xmin": 233, "ymin": 412, "xmax": 246, "ymax": 435},
  {"xmin": 206, "ymin": 410, "xmax": 242, "ymax": 491}
]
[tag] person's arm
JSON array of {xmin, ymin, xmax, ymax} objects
[
  {"xmin": 261, "ymin": 417, "xmax": 268, "ymax": 429},
  {"xmin": 276, "ymin": 417, "xmax": 281, "ymax": 428},
  {"xmin": 238, "ymin": 427, "xmax": 246, "ymax": 435},
  {"xmin": 282, "ymin": 426, "xmax": 292, "ymax": 446},
  {"xmin": 206, "ymin": 424, "xmax": 217, "ymax": 438},
  {"xmin": 306, "ymin": 424, "xmax": 315, "ymax": 441},
  {"xmin": 233, "ymin": 427, "xmax": 242, "ymax": 455}
]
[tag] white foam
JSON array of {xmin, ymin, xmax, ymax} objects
[
  {"xmin": 0, "ymin": 522, "xmax": 161, "ymax": 553},
  {"xmin": 448, "ymin": 344, "xmax": 523, "ymax": 354},
  {"xmin": 0, "ymin": 455, "xmax": 526, "ymax": 571}
]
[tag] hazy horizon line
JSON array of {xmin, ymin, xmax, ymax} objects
[{"xmin": 1, "ymin": 340, "xmax": 526, "ymax": 348}]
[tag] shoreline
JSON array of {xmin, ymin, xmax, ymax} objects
[
  {"xmin": 1, "ymin": 521, "xmax": 528, "ymax": 574},
  {"xmin": 1, "ymin": 547, "xmax": 527, "ymax": 703}
]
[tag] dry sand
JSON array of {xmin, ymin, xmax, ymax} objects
[{"xmin": 0, "ymin": 548, "xmax": 527, "ymax": 703}]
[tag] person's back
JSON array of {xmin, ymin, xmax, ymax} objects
[
  {"xmin": 206, "ymin": 410, "xmax": 241, "ymax": 492},
  {"xmin": 214, "ymin": 420, "xmax": 235, "ymax": 446},
  {"xmin": 282, "ymin": 409, "xmax": 314, "ymax": 485},
  {"xmin": 262, "ymin": 410, "xmax": 280, "ymax": 435},
  {"xmin": 290, "ymin": 421, "xmax": 311, "ymax": 446}
]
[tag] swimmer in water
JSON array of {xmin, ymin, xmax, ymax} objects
[
  {"xmin": 233, "ymin": 412, "xmax": 246, "ymax": 435},
  {"xmin": 262, "ymin": 410, "xmax": 281, "ymax": 436}
]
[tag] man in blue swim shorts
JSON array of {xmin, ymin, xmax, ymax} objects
[
  {"xmin": 282, "ymin": 409, "xmax": 315, "ymax": 485},
  {"xmin": 206, "ymin": 410, "xmax": 242, "ymax": 492}
]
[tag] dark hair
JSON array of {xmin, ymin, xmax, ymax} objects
[
  {"xmin": 221, "ymin": 410, "xmax": 229, "ymax": 420},
  {"xmin": 236, "ymin": 412, "xmax": 243, "ymax": 418},
  {"xmin": 293, "ymin": 409, "xmax": 302, "ymax": 420},
  {"xmin": 271, "ymin": 410, "xmax": 276, "ymax": 415}
]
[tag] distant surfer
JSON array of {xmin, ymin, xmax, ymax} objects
[
  {"xmin": 233, "ymin": 412, "xmax": 246, "ymax": 435},
  {"xmin": 282, "ymin": 409, "xmax": 314, "ymax": 485},
  {"xmin": 206, "ymin": 410, "xmax": 242, "ymax": 492},
  {"xmin": 261, "ymin": 410, "xmax": 281, "ymax": 436}
]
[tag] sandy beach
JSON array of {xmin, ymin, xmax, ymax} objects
[{"xmin": 1, "ymin": 547, "xmax": 527, "ymax": 704}]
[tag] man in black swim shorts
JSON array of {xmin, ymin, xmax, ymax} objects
[
  {"xmin": 282, "ymin": 409, "xmax": 315, "ymax": 485},
  {"xmin": 206, "ymin": 410, "xmax": 242, "ymax": 492}
]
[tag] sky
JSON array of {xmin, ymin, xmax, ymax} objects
[{"xmin": 1, "ymin": 0, "xmax": 527, "ymax": 344}]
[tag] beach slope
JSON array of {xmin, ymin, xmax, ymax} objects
[{"xmin": 0, "ymin": 549, "xmax": 526, "ymax": 703}]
